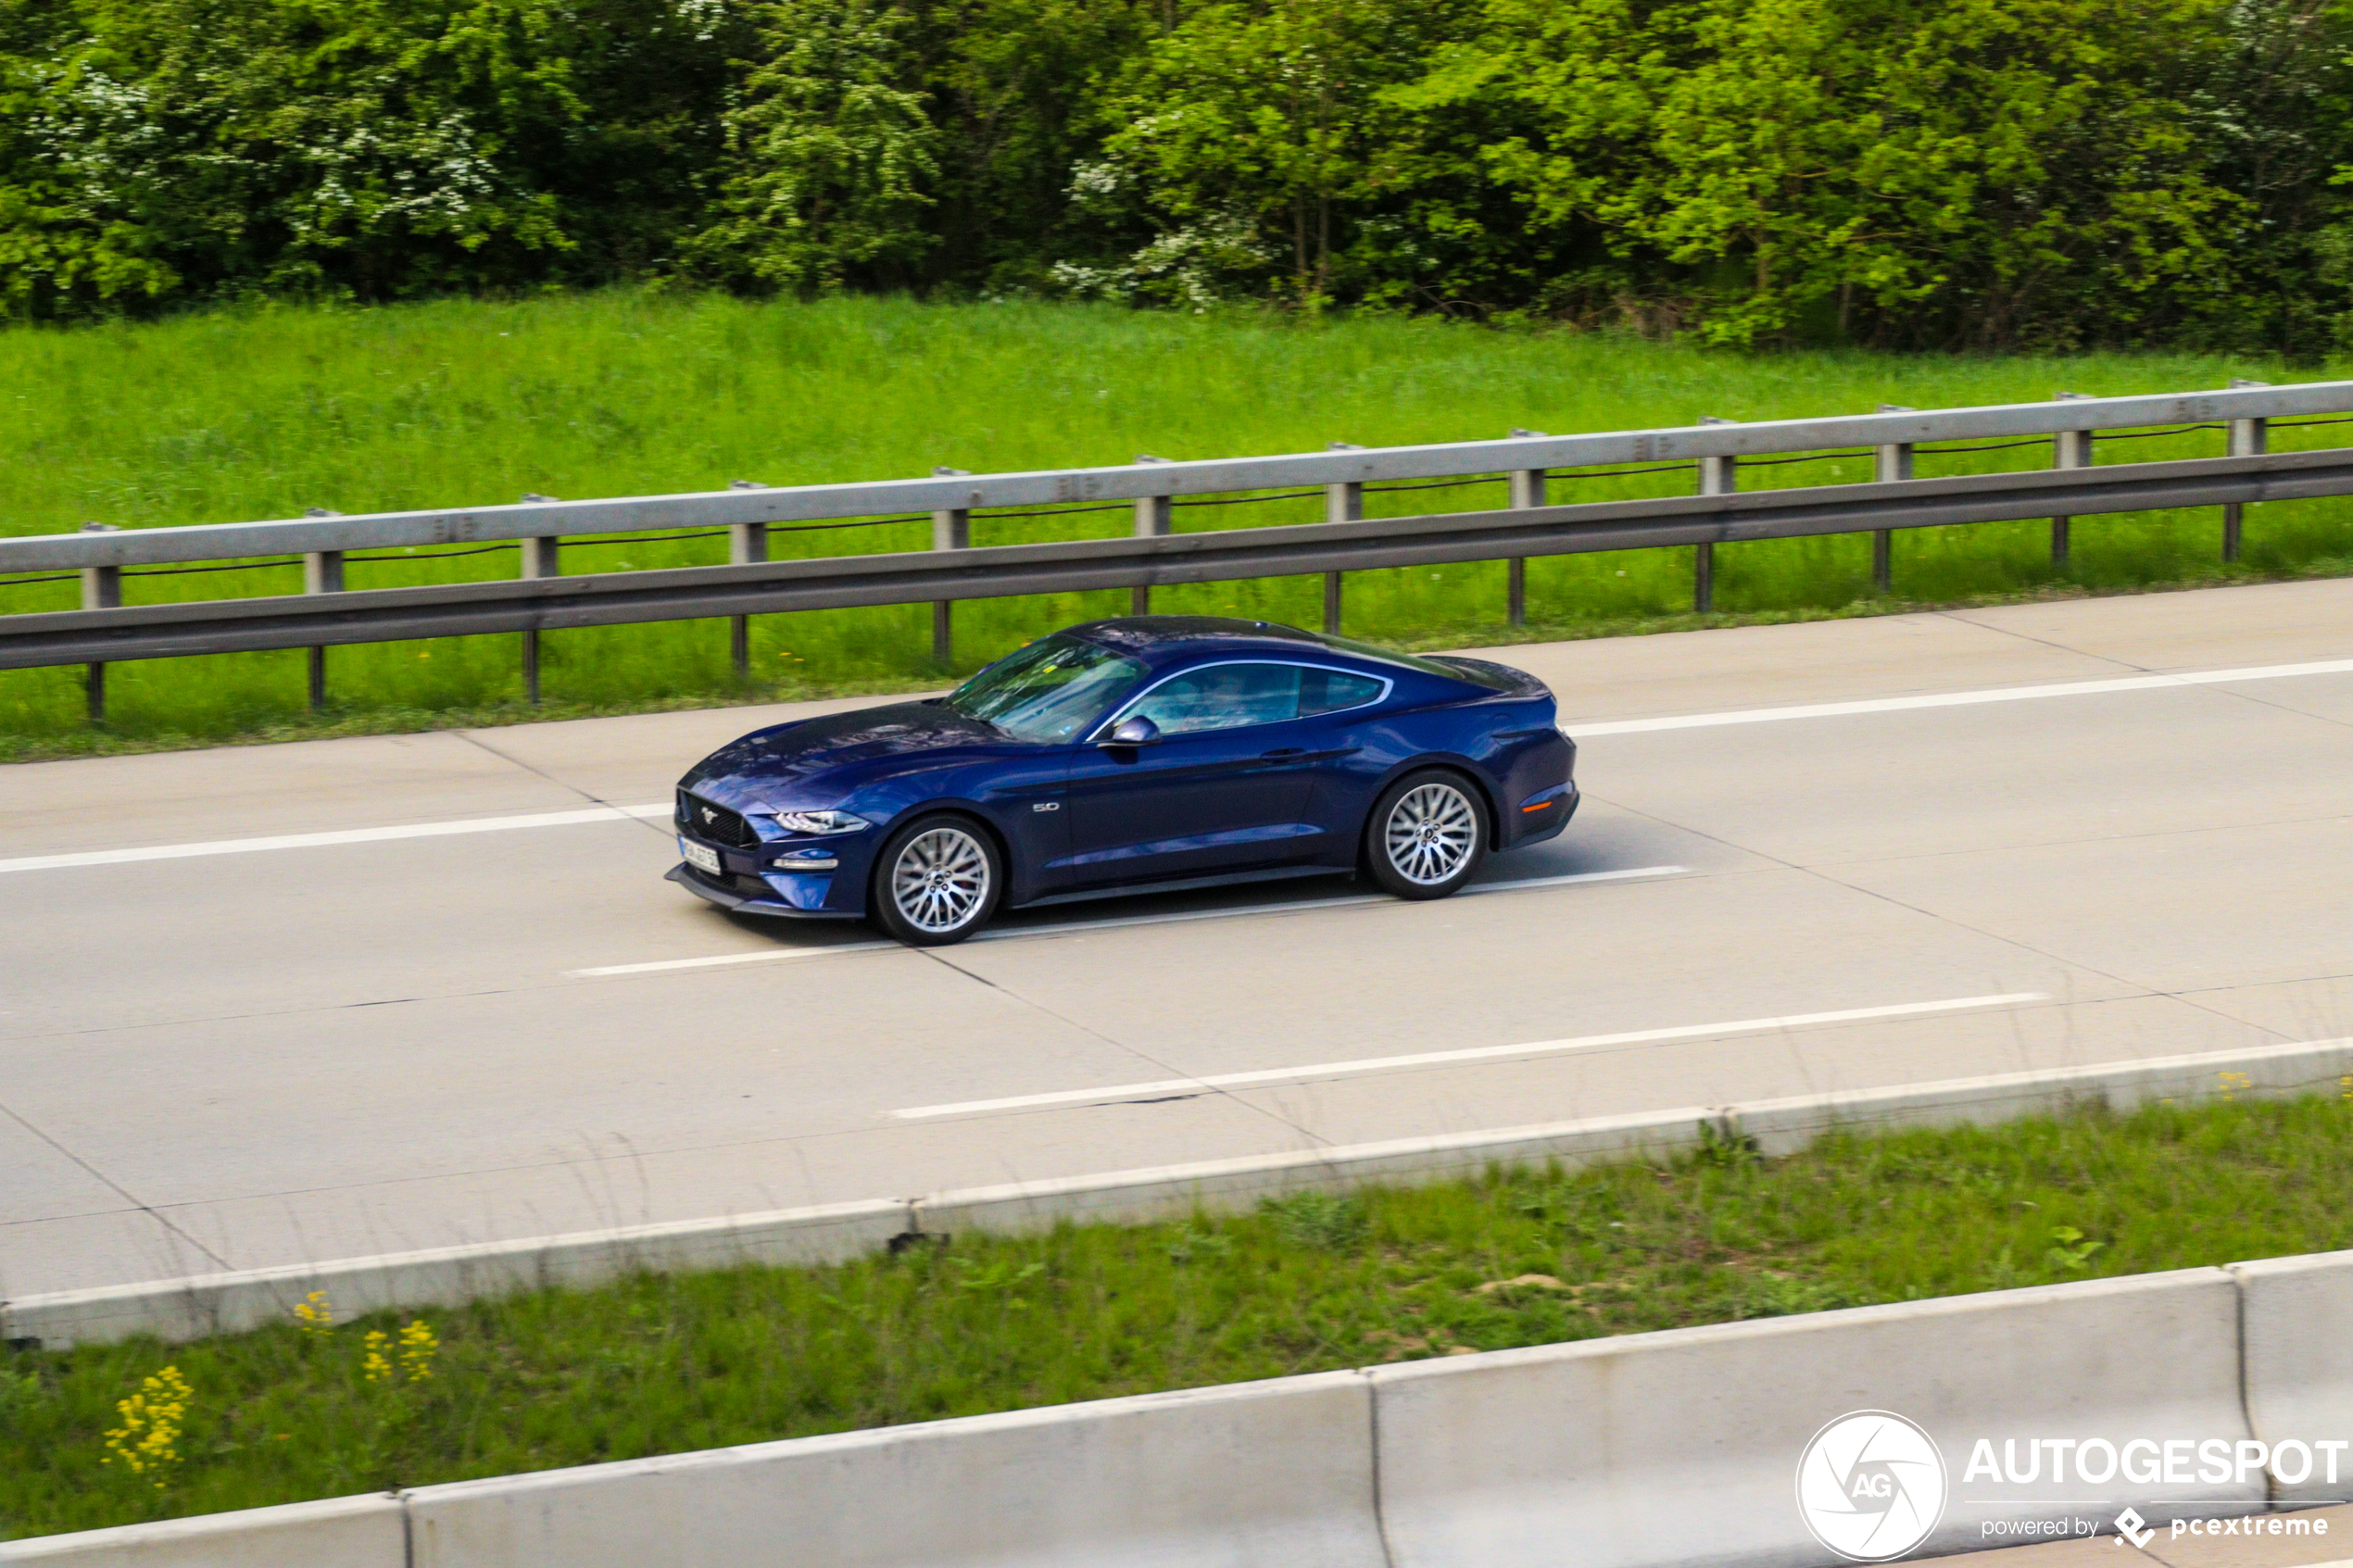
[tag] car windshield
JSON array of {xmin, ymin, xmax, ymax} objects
[{"xmin": 942, "ymin": 634, "xmax": 1145, "ymax": 744}]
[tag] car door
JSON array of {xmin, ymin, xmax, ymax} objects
[{"xmin": 1058, "ymin": 661, "xmax": 1331, "ymax": 886}]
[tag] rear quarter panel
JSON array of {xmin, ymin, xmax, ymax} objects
[{"xmin": 1318, "ymin": 686, "xmax": 1569, "ymax": 851}]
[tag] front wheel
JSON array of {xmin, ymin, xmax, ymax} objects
[
  {"xmin": 869, "ymin": 816, "xmax": 1002, "ymax": 946},
  {"xmin": 1365, "ymin": 769, "xmax": 1489, "ymax": 900}
]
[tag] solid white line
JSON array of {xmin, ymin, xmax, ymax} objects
[
  {"xmin": 565, "ymin": 865, "xmax": 1691, "ymax": 977},
  {"xmin": 1568, "ymin": 656, "xmax": 2353, "ymax": 736},
  {"xmin": 0, "ymin": 802, "xmax": 673, "ymax": 874},
  {"xmin": 889, "ymin": 991, "xmax": 2050, "ymax": 1120}
]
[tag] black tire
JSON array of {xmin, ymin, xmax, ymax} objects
[
  {"xmin": 1364, "ymin": 768, "xmax": 1490, "ymax": 900},
  {"xmin": 867, "ymin": 814, "xmax": 1004, "ymax": 946}
]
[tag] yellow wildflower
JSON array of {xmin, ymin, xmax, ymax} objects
[
  {"xmin": 293, "ymin": 1290, "xmax": 334, "ymax": 1337},
  {"xmin": 397, "ymin": 1319, "xmax": 439, "ymax": 1381},
  {"xmin": 102, "ymin": 1365, "xmax": 192, "ymax": 1488}
]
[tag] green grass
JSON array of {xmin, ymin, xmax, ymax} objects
[
  {"xmin": 11, "ymin": 1091, "xmax": 2353, "ymax": 1538},
  {"xmin": 5, "ymin": 291, "xmax": 2351, "ymax": 759}
]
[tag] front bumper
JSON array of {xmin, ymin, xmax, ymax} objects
[
  {"xmin": 666, "ymin": 861, "xmax": 861, "ymax": 919},
  {"xmin": 669, "ymin": 801, "xmax": 876, "ymax": 916}
]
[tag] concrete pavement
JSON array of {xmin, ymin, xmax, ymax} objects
[{"xmin": 4, "ymin": 579, "xmax": 2350, "ymax": 1298}]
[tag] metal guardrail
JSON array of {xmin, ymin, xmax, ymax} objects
[
  {"xmin": 3, "ymin": 380, "xmax": 2348, "ymax": 719},
  {"xmin": 1, "ymin": 382, "xmax": 2345, "ymax": 571},
  {"xmin": 6, "ymin": 446, "xmax": 2351, "ymax": 668}
]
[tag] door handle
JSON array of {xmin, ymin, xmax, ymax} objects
[{"xmin": 1260, "ymin": 747, "xmax": 1306, "ymax": 758}]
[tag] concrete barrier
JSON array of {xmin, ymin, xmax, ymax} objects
[
  {"xmin": 6, "ymin": 1261, "xmax": 2326, "ymax": 1568},
  {"xmin": 2233, "ymin": 1248, "xmax": 2353, "ymax": 1504},
  {"xmin": 24, "ymin": 1035, "xmax": 2353, "ymax": 1352},
  {"xmin": 1734, "ymin": 1038, "xmax": 2353, "ymax": 1158},
  {"xmin": 0, "ymin": 1494, "xmax": 404, "ymax": 1567},
  {"xmin": 5, "ymin": 1198, "xmax": 911, "ymax": 1349},
  {"xmin": 913, "ymin": 1107, "xmax": 1721, "ymax": 1238},
  {"xmin": 403, "ymin": 1371, "xmax": 1384, "ymax": 1568},
  {"xmin": 1369, "ymin": 1269, "xmax": 2259, "ymax": 1568}
]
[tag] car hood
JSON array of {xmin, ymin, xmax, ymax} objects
[{"xmin": 680, "ymin": 701, "xmax": 1011, "ymax": 806}]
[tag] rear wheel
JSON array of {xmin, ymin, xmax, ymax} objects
[
  {"xmin": 1364, "ymin": 769, "xmax": 1489, "ymax": 900},
  {"xmin": 869, "ymin": 816, "xmax": 1002, "ymax": 946}
]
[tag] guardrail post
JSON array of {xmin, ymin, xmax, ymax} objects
[
  {"xmin": 1507, "ymin": 429, "xmax": 1545, "ymax": 628},
  {"xmin": 78, "ymin": 521, "xmax": 121, "ymax": 724},
  {"xmin": 930, "ymin": 467, "xmax": 972, "ymax": 665},
  {"xmin": 726, "ymin": 481, "xmax": 769, "ymax": 680},
  {"xmin": 1872, "ymin": 406, "xmax": 1915, "ymax": 593},
  {"xmin": 2224, "ymin": 379, "xmax": 2270, "ymax": 563},
  {"xmin": 301, "ymin": 508, "xmax": 346, "ymax": 711},
  {"xmin": 1131, "ymin": 456, "xmax": 1174, "ymax": 615},
  {"xmin": 2049, "ymin": 394, "xmax": 2094, "ymax": 567},
  {"xmin": 519, "ymin": 495, "xmax": 560, "ymax": 705},
  {"xmin": 1323, "ymin": 443, "xmax": 1364, "ymax": 633},
  {"xmin": 1694, "ymin": 418, "xmax": 1736, "ymax": 613}
]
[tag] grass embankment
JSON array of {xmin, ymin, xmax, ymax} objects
[
  {"xmin": 5, "ymin": 292, "xmax": 2352, "ymax": 760},
  {"xmin": 11, "ymin": 1092, "xmax": 2353, "ymax": 1537}
]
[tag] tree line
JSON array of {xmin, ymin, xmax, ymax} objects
[{"xmin": 5, "ymin": 0, "xmax": 2351, "ymax": 349}]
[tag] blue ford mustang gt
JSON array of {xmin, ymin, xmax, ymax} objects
[{"xmin": 669, "ymin": 616, "xmax": 1578, "ymax": 945}]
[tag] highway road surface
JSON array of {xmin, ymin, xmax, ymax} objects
[{"xmin": 5, "ymin": 579, "xmax": 2352, "ymax": 1298}]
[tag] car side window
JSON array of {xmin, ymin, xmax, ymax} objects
[
  {"xmin": 1126, "ymin": 663, "xmax": 1304, "ymax": 735},
  {"xmin": 1299, "ymin": 668, "xmax": 1384, "ymax": 717}
]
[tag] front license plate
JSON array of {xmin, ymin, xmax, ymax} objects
[{"xmin": 680, "ymin": 837, "xmax": 722, "ymax": 875}]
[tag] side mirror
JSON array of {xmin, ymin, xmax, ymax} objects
[{"xmin": 1102, "ymin": 715, "xmax": 1161, "ymax": 747}]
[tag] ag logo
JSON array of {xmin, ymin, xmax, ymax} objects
[{"xmin": 1795, "ymin": 1411, "xmax": 1949, "ymax": 1562}]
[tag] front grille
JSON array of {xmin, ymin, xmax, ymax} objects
[{"xmin": 677, "ymin": 789, "xmax": 759, "ymax": 849}]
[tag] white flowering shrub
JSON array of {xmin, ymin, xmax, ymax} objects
[{"xmin": 0, "ymin": 0, "xmax": 746, "ymax": 317}]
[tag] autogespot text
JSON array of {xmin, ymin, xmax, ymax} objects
[{"xmin": 1963, "ymin": 1436, "xmax": 2351, "ymax": 1487}]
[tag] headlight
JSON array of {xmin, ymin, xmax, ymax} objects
[{"xmin": 773, "ymin": 809, "xmax": 869, "ymax": 836}]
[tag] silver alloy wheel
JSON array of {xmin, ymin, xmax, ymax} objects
[
  {"xmin": 890, "ymin": 825, "xmax": 991, "ymax": 933},
  {"xmin": 1384, "ymin": 781, "xmax": 1478, "ymax": 886}
]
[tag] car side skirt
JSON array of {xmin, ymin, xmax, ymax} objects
[{"xmin": 1009, "ymin": 861, "xmax": 1349, "ymax": 910}]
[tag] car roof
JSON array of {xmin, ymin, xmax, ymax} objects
[
  {"xmin": 1063, "ymin": 616, "xmax": 1323, "ymax": 656},
  {"xmin": 1062, "ymin": 616, "xmax": 1492, "ymax": 686}
]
